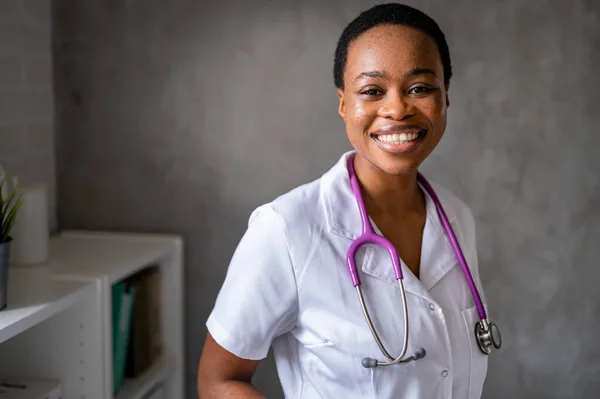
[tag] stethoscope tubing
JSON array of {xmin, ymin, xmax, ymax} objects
[{"xmin": 345, "ymin": 153, "xmax": 499, "ymax": 366}]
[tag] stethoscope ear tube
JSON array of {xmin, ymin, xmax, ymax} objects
[
  {"xmin": 356, "ymin": 280, "xmax": 414, "ymax": 367},
  {"xmin": 357, "ymin": 279, "xmax": 429, "ymax": 368}
]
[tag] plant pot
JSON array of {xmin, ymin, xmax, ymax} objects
[{"xmin": 0, "ymin": 239, "xmax": 11, "ymax": 311}]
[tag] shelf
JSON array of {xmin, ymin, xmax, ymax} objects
[
  {"xmin": 0, "ymin": 268, "xmax": 94, "ymax": 344},
  {"xmin": 115, "ymin": 354, "xmax": 173, "ymax": 399},
  {"xmin": 0, "ymin": 230, "xmax": 183, "ymax": 398},
  {"xmin": 27, "ymin": 230, "xmax": 182, "ymax": 284}
]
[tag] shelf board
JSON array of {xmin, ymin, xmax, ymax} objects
[
  {"xmin": 115, "ymin": 354, "xmax": 173, "ymax": 399},
  {"xmin": 26, "ymin": 230, "xmax": 182, "ymax": 284},
  {"xmin": 0, "ymin": 268, "xmax": 94, "ymax": 344}
]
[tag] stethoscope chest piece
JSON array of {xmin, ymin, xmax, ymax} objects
[{"xmin": 475, "ymin": 320, "xmax": 502, "ymax": 355}]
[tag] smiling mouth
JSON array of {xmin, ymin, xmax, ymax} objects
[{"xmin": 371, "ymin": 129, "xmax": 427, "ymax": 144}]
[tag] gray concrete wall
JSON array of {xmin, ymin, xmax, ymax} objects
[
  {"xmin": 52, "ymin": 0, "xmax": 600, "ymax": 398},
  {"xmin": 0, "ymin": 0, "xmax": 56, "ymax": 231}
]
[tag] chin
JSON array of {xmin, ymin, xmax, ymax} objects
[
  {"xmin": 356, "ymin": 139, "xmax": 433, "ymax": 176},
  {"xmin": 356, "ymin": 152, "xmax": 422, "ymax": 177},
  {"xmin": 378, "ymin": 160, "xmax": 421, "ymax": 176},
  {"xmin": 372, "ymin": 148, "xmax": 427, "ymax": 175},
  {"xmin": 351, "ymin": 141, "xmax": 431, "ymax": 178}
]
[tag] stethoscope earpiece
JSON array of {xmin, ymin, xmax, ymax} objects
[
  {"xmin": 362, "ymin": 348, "xmax": 427, "ymax": 369},
  {"xmin": 362, "ymin": 357, "xmax": 379, "ymax": 368}
]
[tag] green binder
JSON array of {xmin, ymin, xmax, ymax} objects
[{"xmin": 112, "ymin": 282, "xmax": 135, "ymax": 394}]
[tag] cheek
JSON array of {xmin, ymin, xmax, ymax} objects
[
  {"xmin": 348, "ymin": 100, "xmax": 374, "ymax": 131},
  {"xmin": 429, "ymin": 103, "xmax": 447, "ymax": 123},
  {"xmin": 435, "ymin": 104, "xmax": 448, "ymax": 128},
  {"xmin": 423, "ymin": 95, "xmax": 448, "ymax": 125}
]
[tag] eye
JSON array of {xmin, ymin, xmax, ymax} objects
[
  {"xmin": 408, "ymin": 85, "xmax": 435, "ymax": 95},
  {"xmin": 360, "ymin": 88, "xmax": 383, "ymax": 96}
]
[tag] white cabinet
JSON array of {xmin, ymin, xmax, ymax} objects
[{"xmin": 0, "ymin": 230, "xmax": 184, "ymax": 399}]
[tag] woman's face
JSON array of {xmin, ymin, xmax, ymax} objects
[{"xmin": 338, "ymin": 24, "xmax": 449, "ymax": 176}]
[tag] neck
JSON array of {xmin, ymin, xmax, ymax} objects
[{"xmin": 353, "ymin": 155, "xmax": 425, "ymax": 218}]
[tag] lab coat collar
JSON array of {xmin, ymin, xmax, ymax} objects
[{"xmin": 321, "ymin": 151, "xmax": 459, "ymax": 298}]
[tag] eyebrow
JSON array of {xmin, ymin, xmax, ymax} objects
[
  {"xmin": 353, "ymin": 68, "xmax": 438, "ymax": 82},
  {"xmin": 354, "ymin": 70, "xmax": 389, "ymax": 81},
  {"xmin": 409, "ymin": 68, "xmax": 438, "ymax": 78}
]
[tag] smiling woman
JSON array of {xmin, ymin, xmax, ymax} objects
[
  {"xmin": 197, "ymin": 3, "xmax": 496, "ymax": 399},
  {"xmin": 336, "ymin": 20, "xmax": 450, "ymax": 177}
]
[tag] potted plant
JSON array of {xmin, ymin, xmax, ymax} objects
[{"xmin": 0, "ymin": 171, "xmax": 24, "ymax": 310}]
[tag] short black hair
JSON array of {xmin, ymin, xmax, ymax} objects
[{"xmin": 333, "ymin": 3, "xmax": 452, "ymax": 89}]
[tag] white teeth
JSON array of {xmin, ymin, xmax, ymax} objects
[{"xmin": 377, "ymin": 132, "xmax": 419, "ymax": 144}]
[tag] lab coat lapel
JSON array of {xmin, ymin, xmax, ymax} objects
[
  {"xmin": 417, "ymin": 205, "xmax": 459, "ymax": 291},
  {"xmin": 359, "ymin": 241, "xmax": 430, "ymax": 300}
]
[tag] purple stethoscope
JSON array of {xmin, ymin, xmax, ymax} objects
[{"xmin": 345, "ymin": 154, "xmax": 501, "ymax": 369}]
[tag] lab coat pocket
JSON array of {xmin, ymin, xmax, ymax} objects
[
  {"xmin": 461, "ymin": 306, "xmax": 489, "ymax": 399},
  {"xmin": 302, "ymin": 339, "xmax": 334, "ymax": 349},
  {"xmin": 293, "ymin": 327, "xmax": 335, "ymax": 349}
]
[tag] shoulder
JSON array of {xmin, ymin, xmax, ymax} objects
[
  {"xmin": 250, "ymin": 151, "xmax": 350, "ymax": 228},
  {"xmin": 425, "ymin": 179, "xmax": 478, "ymax": 255},
  {"xmin": 242, "ymin": 173, "xmax": 332, "ymax": 280},
  {"xmin": 428, "ymin": 181, "xmax": 476, "ymax": 227},
  {"xmin": 247, "ymin": 151, "xmax": 352, "ymax": 239},
  {"xmin": 425, "ymin": 179, "xmax": 482, "ymax": 285},
  {"xmin": 425, "ymin": 179, "xmax": 486, "ymax": 301},
  {"xmin": 247, "ymin": 176, "xmax": 325, "ymax": 243}
]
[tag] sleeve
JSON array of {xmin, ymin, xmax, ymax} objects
[{"xmin": 205, "ymin": 204, "xmax": 299, "ymax": 360}]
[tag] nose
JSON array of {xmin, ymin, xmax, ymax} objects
[{"xmin": 378, "ymin": 92, "xmax": 414, "ymax": 120}]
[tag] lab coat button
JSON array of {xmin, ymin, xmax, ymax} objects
[
  {"xmin": 441, "ymin": 370, "xmax": 449, "ymax": 377},
  {"xmin": 429, "ymin": 303, "xmax": 435, "ymax": 311}
]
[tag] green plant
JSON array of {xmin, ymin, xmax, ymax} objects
[{"xmin": 0, "ymin": 174, "xmax": 24, "ymax": 243}]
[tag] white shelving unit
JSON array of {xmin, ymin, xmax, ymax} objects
[
  {"xmin": 0, "ymin": 230, "xmax": 184, "ymax": 399},
  {"xmin": 0, "ymin": 268, "xmax": 94, "ymax": 344},
  {"xmin": 115, "ymin": 354, "xmax": 172, "ymax": 399}
]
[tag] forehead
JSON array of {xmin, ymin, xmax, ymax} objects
[{"xmin": 344, "ymin": 24, "xmax": 442, "ymax": 81}]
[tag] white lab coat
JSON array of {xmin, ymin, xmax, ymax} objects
[{"xmin": 206, "ymin": 151, "xmax": 489, "ymax": 398}]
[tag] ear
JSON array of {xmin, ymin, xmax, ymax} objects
[{"xmin": 337, "ymin": 88, "xmax": 346, "ymax": 120}]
